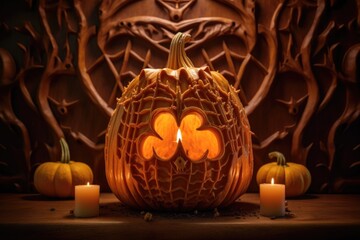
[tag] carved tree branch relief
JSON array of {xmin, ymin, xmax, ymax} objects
[{"xmin": 0, "ymin": 0, "xmax": 359, "ymax": 193}]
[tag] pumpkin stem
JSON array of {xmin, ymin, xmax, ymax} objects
[
  {"xmin": 268, "ymin": 151, "xmax": 287, "ymax": 166},
  {"xmin": 166, "ymin": 32, "xmax": 194, "ymax": 69},
  {"xmin": 60, "ymin": 138, "xmax": 71, "ymax": 164}
]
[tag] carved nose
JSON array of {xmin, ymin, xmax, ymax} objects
[{"xmin": 173, "ymin": 156, "xmax": 187, "ymax": 173}]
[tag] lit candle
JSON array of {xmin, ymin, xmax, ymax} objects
[
  {"xmin": 260, "ymin": 178, "xmax": 285, "ymax": 217},
  {"xmin": 74, "ymin": 182, "xmax": 100, "ymax": 218}
]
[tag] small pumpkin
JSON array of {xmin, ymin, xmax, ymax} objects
[
  {"xmin": 34, "ymin": 138, "xmax": 93, "ymax": 198},
  {"xmin": 256, "ymin": 151, "xmax": 311, "ymax": 197}
]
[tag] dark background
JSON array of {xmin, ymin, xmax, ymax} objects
[{"xmin": 0, "ymin": 0, "xmax": 359, "ymax": 194}]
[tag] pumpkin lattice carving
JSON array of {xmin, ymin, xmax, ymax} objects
[{"xmin": 105, "ymin": 33, "xmax": 253, "ymax": 210}]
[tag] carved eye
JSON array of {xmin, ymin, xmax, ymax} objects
[{"xmin": 140, "ymin": 110, "xmax": 222, "ymax": 161}]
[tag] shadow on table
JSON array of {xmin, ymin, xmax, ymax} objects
[
  {"xmin": 85, "ymin": 200, "xmax": 261, "ymax": 220},
  {"xmin": 21, "ymin": 194, "xmax": 73, "ymax": 201}
]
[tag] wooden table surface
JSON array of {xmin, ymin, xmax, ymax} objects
[{"xmin": 0, "ymin": 193, "xmax": 359, "ymax": 240}]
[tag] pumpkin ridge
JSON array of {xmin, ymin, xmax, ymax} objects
[{"xmin": 53, "ymin": 163, "xmax": 71, "ymax": 198}]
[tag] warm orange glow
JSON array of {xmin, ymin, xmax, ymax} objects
[
  {"xmin": 180, "ymin": 113, "xmax": 221, "ymax": 160},
  {"xmin": 141, "ymin": 112, "xmax": 178, "ymax": 159},
  {"xmin": 141, "ymin": 111, "xmax": 222, "ymax": 161},
  {"xmin": 271, "ymin": 178, "xmax": 274, "ymax": 185}
]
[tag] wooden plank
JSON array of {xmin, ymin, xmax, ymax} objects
[{"xmin": 0, "ymin": 193, "xmax": 359, "ymax": 239}]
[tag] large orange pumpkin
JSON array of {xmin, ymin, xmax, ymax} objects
[{"xmin": 104, "ymin": 32, "xmax": 253, "ymax": 210}]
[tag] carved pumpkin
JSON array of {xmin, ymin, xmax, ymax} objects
[
  {"xmin": 256, "ymin": 151, "xmax": 311, "ymax": 197},
  {"xmin": 34, "ymin": 138, "xmax": 93, "ymax": 198},
  {"xmin": 104, "ymin": 32, "xmax": 253, "ymax": 210}
]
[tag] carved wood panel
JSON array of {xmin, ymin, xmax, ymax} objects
[{"xmin": 0, "ymin": 0, "xmax": 359, "ymax": 194}]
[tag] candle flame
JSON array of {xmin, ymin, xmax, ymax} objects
[
  {"xmin": 271, "ymin": 178, "xmax": 274, "ymax": 185},
  {"xmin": 87, "ymin": 182, "xmax": 90, "ymax": 186},
  {"xmin": 176, "ymin": 128, "xmax": 182, "ymax": 143}
]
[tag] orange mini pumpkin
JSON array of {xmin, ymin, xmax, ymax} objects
[
  {"xmin": 34, "ymin": 138, "xmax": 93, "ymax": 198},
  {"xmin": 104, "ymin": 32, "xmax": 253, "ymax": 210},
  {"xmin": 256, "ymin": 151, "xmax": 311, "ymax": 197}
]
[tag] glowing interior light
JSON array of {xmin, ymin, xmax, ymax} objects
[
  {"xmin": 176, "ymin": 128, "xmax": 182, "ymax": 143},
  {"xmin": 271, "ymin": 178, "xmax": 274, "ymax": 185}
]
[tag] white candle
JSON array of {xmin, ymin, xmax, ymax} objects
[
  {"xmin": 74, "ymin": 182, "xmax": 100, "ymax": 218},
  {"xmin": 260, "ymin": 178, "xmax": 285, "ymax": 217}
]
